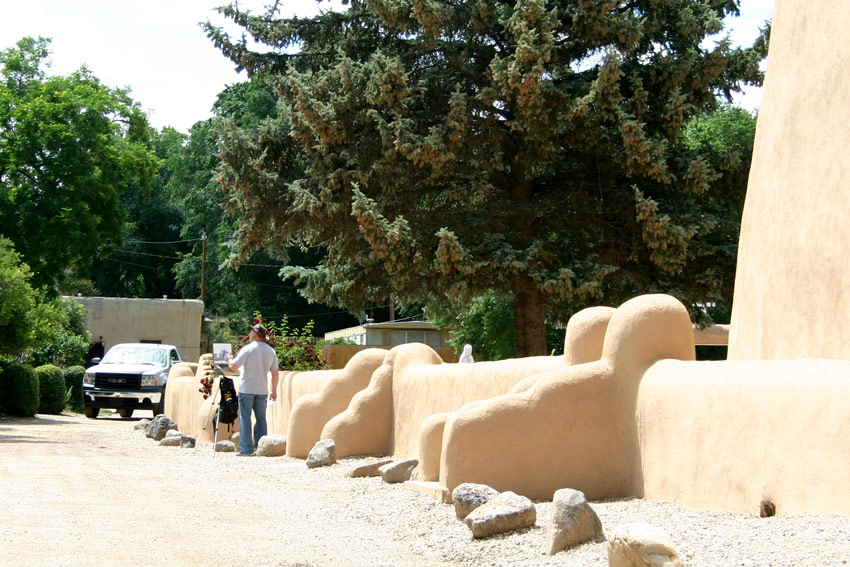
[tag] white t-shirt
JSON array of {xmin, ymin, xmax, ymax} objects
[{"xmin": 229, "ymin": 340, "xmax": 279, "ymax": 395}]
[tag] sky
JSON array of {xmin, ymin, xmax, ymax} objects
[{"xmin": 0, "ymin": 0, "xmax": 774, "ymax": 133}]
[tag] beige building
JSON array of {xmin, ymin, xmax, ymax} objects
[
  {"xmin": 323, "ymin": 320, "xmax": 450, "ymax": 348},
  {"xmin": 68, "ymin": 296, "xmax": 204, "ymax": 362}
]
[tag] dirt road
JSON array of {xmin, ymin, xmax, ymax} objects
[
  {"xmin": 0, "ymin": 412, "xmax": 461, "ymax": 567},
  {"xmin": 3, "ymin": 413, "xmax": 850, "ymax": 567}
]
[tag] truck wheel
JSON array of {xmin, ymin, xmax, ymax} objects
[
  {"xmin": 84, "ymin": 407, "xmax": 100, "ymax": 419},
  {"xmin": 151, "ymin": 387, "xmax": 165, "ymax": 417},
  {"xmin": 117, "ymin": 409, "xmax": 134, "ymax": 419}
]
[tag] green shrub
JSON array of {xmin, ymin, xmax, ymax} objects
[
  {"xmin": 0, "ymin": 364, "xmax": 39, "ymax": 416},
  {"xmin": 35, "ymin": 364, "xmax": 65, "ymax": 414},
  {"xmin": 63, "ymin": 365, "xmax": 85, "ymax": 412}
]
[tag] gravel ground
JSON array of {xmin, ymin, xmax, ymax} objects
[{"xmin": 1, "ymin": 413, "xmax": 849, "ymax": 567}]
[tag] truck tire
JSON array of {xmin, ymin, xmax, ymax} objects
[
  {"xmin": 84, "ymin": 407, "xmax": 100, "ymax": 419},
  {"xmin": 151, "ymin": 387, "xmax": 165, "ymax": 417},
  {"xmin": 117, "ymin": 409, "xmax": 134, "ymax": 419}
]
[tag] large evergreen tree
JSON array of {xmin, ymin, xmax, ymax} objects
[
  {"xmin": 206, "ymin": 0, "xmax": 766, "ymax": 355},
  {"xmin": 168, "ymin": 82, "xmax": 356, "ymax": 334}
]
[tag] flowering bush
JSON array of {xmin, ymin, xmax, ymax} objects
[
  {"xmin": 233, "ymin": 312, "xmax": 330, "ymax": 372},
  {"xmin": 198, "ymin": 354, "xmax": 216, "ymax": 399}
]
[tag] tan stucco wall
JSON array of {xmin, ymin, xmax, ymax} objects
[
  {"xmin": 285, "ymin": 349, "xmax": 387, "ymax": 457},
  {"xmin": 165, "ymin": 358, "xmax": 332, "ymax": 443},
  {"xmin": 437, "ymin": 294, "xmax": 850, "ymax": 515},
  {"xmin": 70, "ymin": 296, "xmax": 205, "ymax": 362},
  {"xmin": 321, "ymin": 343, "xmax": 565, "ymax": 459},
  {"xmin": 438, "ymin": 294, "xmax": 695, "ymax": 501},
  {"xmin": 637, "ymin": 357, "xmax": 850, "ymax": 515},
  {"xmin": 729, "ymin": 0, "xmax": 850, "ymax": 360},
  {"xmin": 165, "ymin": 359, "xmax": 226, "ymax": 443}
]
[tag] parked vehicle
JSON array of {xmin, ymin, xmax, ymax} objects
[{"xmin": 82, "ymin": 343, "xmax": 181, "ymax": 418}]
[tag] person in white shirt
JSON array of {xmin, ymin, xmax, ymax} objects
[{"xmin": 227, "ymin": 323, "xmax": 280, "ymax": 456}]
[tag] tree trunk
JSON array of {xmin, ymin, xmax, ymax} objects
[{"xmin": 511, "ymin": 273, "xmax": 548, "ymax": 357}]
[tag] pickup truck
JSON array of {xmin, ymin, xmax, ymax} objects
[{"xmin": 82, "ymin": 343, "xmax": 182, "ymax": 418}]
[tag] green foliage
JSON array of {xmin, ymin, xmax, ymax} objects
[
  {"xmin": 0, "ymin": 237, "xmax": 37, "ymax": 355},
  {"xmin": 0, "ymin": 37, "xmax": 159, "ymax": 290},
  {"xmin": 234, "ymin": 312, "xmax": 330, "ymax": 371},
  {"xmin": 62, "ymin": 365, "xmax": 85, "ymax": 412},
  {"xmin": 206, "ymin": 0, "xmax": 765, "ymax": 356},
  {"xmin": 26, "ymin": 297, "xmax": 90, "ymax": 367},
  {"xmin": 35, "ymin": 363, "xmax": 65, "ymax": 414},
  {"xmin": 0, "ymin": 363, "xmax": 39, "ymax": 416},
  {"xmin": 438, "ymin": 290, "xmax": 563, "ymax": 361},
  {"xmin": 86, "ymin": 127, "xmax": 189, "ymax": 298},
  {"xmin": 0, "ymin": 238, "xmax": 90, "ymax": 363}
]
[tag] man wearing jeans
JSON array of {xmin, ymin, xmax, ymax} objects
[{"xmin": 227, "ymin": 323, "xmax": 279, "ymax": 456}]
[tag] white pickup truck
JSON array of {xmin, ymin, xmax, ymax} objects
[{"xmin": 82, "ymin": 343, "xmax": 182, "ymax": 418}]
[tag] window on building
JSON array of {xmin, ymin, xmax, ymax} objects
[{"xmin": 387, "ymin": 329, "xmax": 443, "ymax": 347}]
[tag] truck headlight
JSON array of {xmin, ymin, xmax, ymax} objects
[
  {"xmin": 83, "ymin": 372, "xmax": 95, "ymax": 385},
  {"xmin": 141, "ymin": 375, "xmax": 157, "ymax": 387}
]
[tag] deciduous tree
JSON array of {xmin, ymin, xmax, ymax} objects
[{"xmin": 0, "ymin": 37, "xmax": 158, "ymax": 291}]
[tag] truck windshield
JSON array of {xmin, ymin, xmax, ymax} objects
[{"xmin": 102, "ymin": 346, "xmax": 167, "ymax": 366}]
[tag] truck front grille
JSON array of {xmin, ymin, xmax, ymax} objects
[{"xmin": 95, "ymin": 373, "xmax": 142, "ymax": 390}]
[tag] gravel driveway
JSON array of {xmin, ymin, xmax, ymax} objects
[{"xmin": 2, "ymin": 413, "xmax": 849, "ymax": 567}]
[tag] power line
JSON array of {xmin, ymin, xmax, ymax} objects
[
  {"xmin": 113, "ymin": 248, "xmax": 286, "ymax": 269},
  {"xmin": 124, "ymin": 238, "xmax": 204, "ymax": 244}
]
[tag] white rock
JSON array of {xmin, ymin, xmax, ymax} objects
[
  {"xmin": 452, "ymin": 482, "xmax": 499, "ymax": 519},
  {"xmin": 607, "ymin": 522, "xmax": 683, "ymax": 567},
  {"xmin": 256, "ymin": 434, "xmax": 287, "ymax": 457},
  {"xmin": 464, "ymin": 491, "xmax": 536, "ymax": 539},
  {"xmin": 546, "ymin": 488, "xmax": 604, "ymax": 554}
]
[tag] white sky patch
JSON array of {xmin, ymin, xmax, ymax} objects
[{"xmin": 0, "ymin": 0, "xmax": 774, "ymax": 132}]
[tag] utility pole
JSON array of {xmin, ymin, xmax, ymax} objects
[{"xmin": 200, "ymin": 232, "xmax": 207, "ymax": 305}]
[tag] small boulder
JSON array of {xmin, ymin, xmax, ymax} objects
[
  {"xmin": 607, "ymin": 523, "xmax": 683, "ymax": 567},
  {"xmin": 379, "ymin": 459, "xmax": 419, "ymax": 484},
  {"xmin": 145, "ymin": 415, "xmax": 178, "ymax": 441},
  {"xmin": 165, "ymin": 429, "xmax": 182, "ymax": 438},
  {"xmin": 306, "ymin": 439, "xmax": 336, "ymax": 468},
  {"xmin": 546, "ymin": 488, "xmax": 605, "ymax": 554},
  {"xmin": 159, "ymin": 435, "xmax": 182, "ymax": 447},
  {"xmin": 452, "ymin": 483, "xmax": 499, "ymax": 519},
  {"xmin": 180, "ymin": 435, "xmax": 196, "ymax": 449},
  {"xmin": 347, "ymin": 459, "xmax": 393, "ymax": 478},
  {"xmin": 134, "ymin": 419, "xmax": 151, "ymax": 431},
  {"xmin": 215, "ymin": 440, "xmax": 236, "ymax": 453},
  {"xmin": 464, "ymin": 491, "xmax": 536, "ymax": 539},
  {"xmin": 256, "ymin": 434, "xmax": 287, "ymax": 457}
]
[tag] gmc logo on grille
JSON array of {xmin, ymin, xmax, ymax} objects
[{"xmin": 108, "ymin": 377, "xmax": 126, "ymax": 384}]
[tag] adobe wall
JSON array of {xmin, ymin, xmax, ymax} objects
[
  {"xmin": 164, "ymin": 361, "xmax": 332, "ymax": 443},
  {"xmin": 285, "ymin": 349, "xmax": 388, "ymax": 457},
  {"xmin": 320, "ymin": 343, "xmax": 565, "ymax": 459},
  {"xmin": 392, "ymin": 354, "xmax": 565, "ymax": 458},
  {"xmin": 636, "ymin": 357, "xmax": 850, "ymax": 515},
  {"xmin": 437, "ymin": 294, "xmax": 850, "ymax": 515},
  {"xmin": 729, "ymin": 0, "xmax": 850, "ymax": 360},
  {"xmin": 70, "ymin": 296, "xmax": 205, "ymax": 362}
]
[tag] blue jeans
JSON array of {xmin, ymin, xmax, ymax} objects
[{"xmin": 237, "ymin": 393, "xmax": 268, "ymax": 454}]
